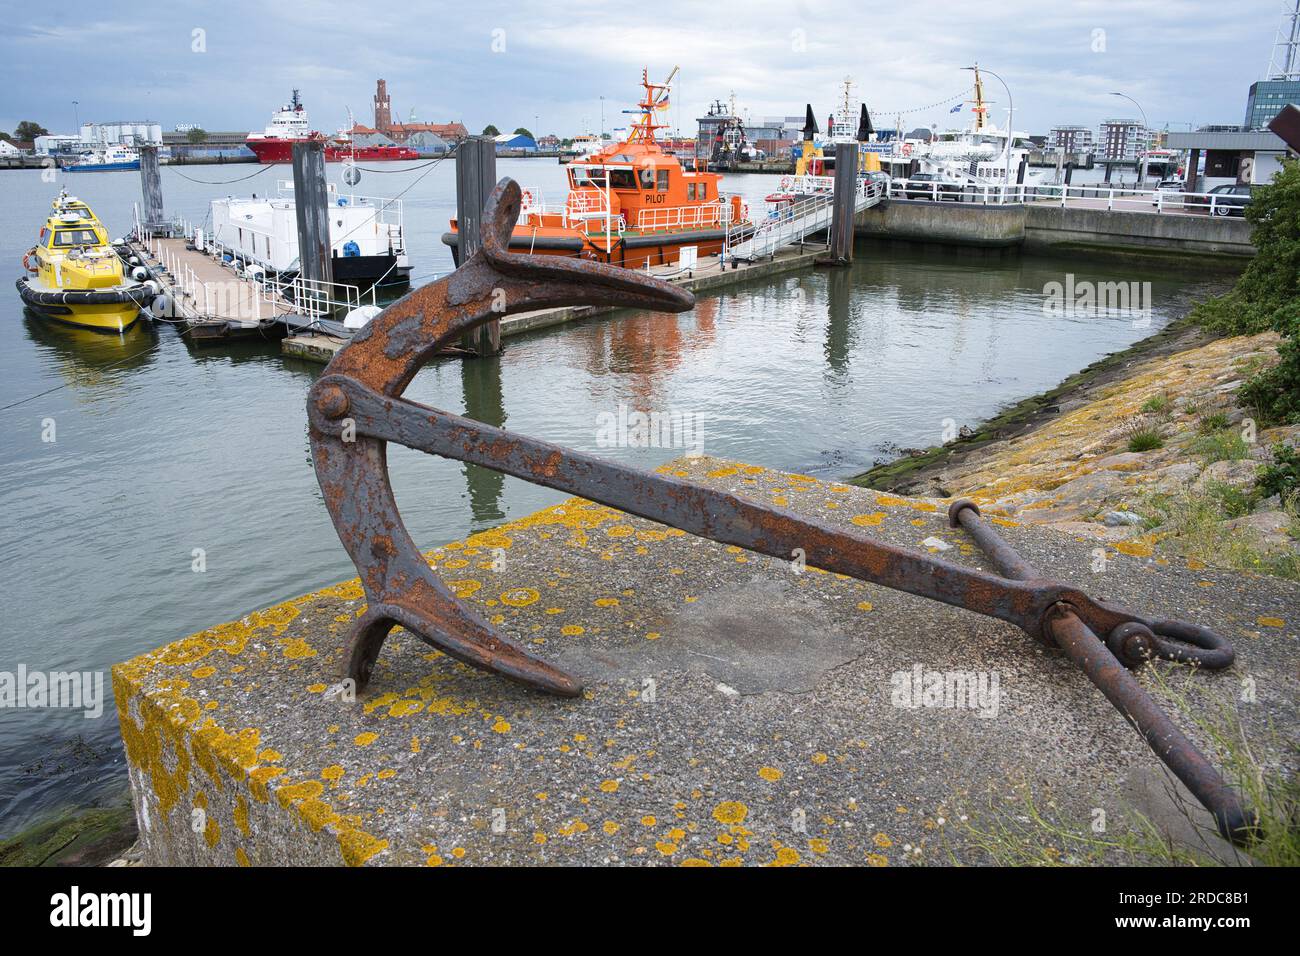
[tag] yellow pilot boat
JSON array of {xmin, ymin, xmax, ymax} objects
[{"xmin": 17, "ymin": 191, "xmax": 150, "ymax": 332}]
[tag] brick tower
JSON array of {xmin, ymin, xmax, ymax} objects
[{"xmin": 374, "ymin": 79, "xmax": 392, "ymax": 135}]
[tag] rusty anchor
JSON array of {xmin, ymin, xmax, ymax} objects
[{"xmin": 308, "ymin": 177, "xmax": 1254, "ymax": 844}]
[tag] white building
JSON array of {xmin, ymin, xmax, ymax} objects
[{"xmin": 33, "ymin": 134, "xmax": 82, "ymax": 156}]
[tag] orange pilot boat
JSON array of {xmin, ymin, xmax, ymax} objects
[{"xmin": 444, "ymin": 69, "xmax": 749, "ymax": 270}]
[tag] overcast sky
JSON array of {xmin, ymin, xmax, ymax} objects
[{"xmin": 3, "ymin": 0, "xmax": 1290, "ymax": 139}]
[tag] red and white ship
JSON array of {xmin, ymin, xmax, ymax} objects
[{"xmin": 245, "ymin": 90, "xmax": 420, "ymax": 163}]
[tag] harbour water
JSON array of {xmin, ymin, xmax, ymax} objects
[{"xmin": 0, "ymin": 159, "xmax": 1229, "ymax": 835}]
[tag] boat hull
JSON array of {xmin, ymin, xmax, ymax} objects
[
  {"xmin": 331, "ymin": 253, "xmax": 411, "ymax": 291},
  {"xmin": 63, "ymin": 161, "xmax": 141, "ymax": 173},
  {"xmin": 245, "ymin": 138, "xmax": 420, "ymax": 164},
  {"xmin": 16, "ymin": 278, "xmax": 146, "ymax": 333}
]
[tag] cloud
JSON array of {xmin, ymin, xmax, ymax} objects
[{"xmin": 0, "ymin": 0, "xmax": 1287, "ymax": 136}]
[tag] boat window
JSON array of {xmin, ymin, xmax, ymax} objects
[
  {"xmin": 698, "ymin": 182, "xmax": 708, "ymax": 199},
  {"xmin": 639, "ymin": 168, "xmax": 655, "ymax": 189},
  {"xmin": 656, "ymin": 169, "xmax": 669, "ymax": 191},
  {"xmin": 52, "ymin": 229, "xmax": 98, "ymax": 247},
  {"xmin": 608, "ymin": 169, "xmax": 636, "ymax": 190},
  {"xmin": 687, "ymin": 183, "xmax": 696, "ymax": 201}
]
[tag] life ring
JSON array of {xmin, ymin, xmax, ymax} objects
[
  {"xmin": 23, "ymin": 248, "xmax": 37, "ymax": 273},
  {"xmin": 520, "ymin": 189, "xmax": 535, "ymax": 209},
  {"xmin": 902, "ymin": 143, "xmax": 913, "ymax": 157}
]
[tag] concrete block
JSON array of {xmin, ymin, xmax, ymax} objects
[{"xmin": 115, "ymin": 457, "xmax": 1299, "ymax": 865}]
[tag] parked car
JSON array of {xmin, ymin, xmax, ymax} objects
[
  {"xmin": 1151, "ymin": 178, "xmax": 1186, "ymax": 206},
  {"xmin": 900, "ymin": 173, "xmax": 962, "ymax": 201},
  {"xmin": 1191, "ymin": 183, "xmax": 1255, "ymax": 217},
  {"xmin": 863, "ymin": 170, "xmax": 891, "ymax": 194}
]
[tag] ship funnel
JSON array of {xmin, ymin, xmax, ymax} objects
[
  {"xmin": 857, "ymin": 104, "xmax": 874, "ymax": 141},
  {"xmin": 802, "ymin": 104, "xmax": 819, "ymax": 141}
]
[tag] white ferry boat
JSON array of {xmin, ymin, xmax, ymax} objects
[
  {"xmin": 61, "ymin": 144, "xmax": 141, "ymax": 173},
  {"xmin": 209, "ymin": 181, "xmax": 410, "ymax": 290}
]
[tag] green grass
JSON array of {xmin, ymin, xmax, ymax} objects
[
  {"xmin": 1197, "ymin": 410, "xmax": 1232, "ymax": 433},
  {"xmin": 1137, "ymin": 487, "xmax": 1299, "ymax": 581},
  {"xmin": 948, "ymin": 669, "xmax": 1300, "ymax": 866},
  {"xmin": 1126, "ymin": 424, "xmax": 1165, "ymax": 453},
  {"xmin": 1141, "ymin": 393, "xmax": 1171, "ymax": 415},
  {"xmin": 1191, "ymin": 428, "xmax": 1250, "ymax": 463}
]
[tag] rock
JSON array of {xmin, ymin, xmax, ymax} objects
[
  {"xmin": 1103, "ymin": 510, "xmax": 1144, "ymax": 527},
  {"xmin": 1223, "ymin": 511, "xmax": 1296, "ymax": 552},
  {"xmin": 1141, "ymin": 462, "xmax": 1201, "ymax": 494},
  {"xmin": 920, "ymin": 536, "xmax": 952, "ymax": 551},
  {"xmin": 1193, "ymin": 459, "xmax": 1259, "ymax": 491},
  {"xmin": 1092, "ymin": 452, "xmax": 1147, "ymax": 472},
  {"xmin": 1037, "ymin": 470, "xmax": 1129, "ymax": 521},
  {"xmin": 1256, "ymin": 494, "xmax": 1283, "ymax": 512},
  {"xmin": 1042, "ymin": 521, "xmax": 1139, "ymax": 542}
]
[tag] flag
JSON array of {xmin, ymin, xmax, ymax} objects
[
  {"xmin": 655, "ymin": 96, "xmax": 670, "ymax": 111},
  {"xmin": 950, "ymin": 104, "xmax": 962, "ymax": 113}
]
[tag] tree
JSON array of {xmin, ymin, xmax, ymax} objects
[
  {"xmin": 1191, "ymin": 159, "xmax": 1300, "ymax": 423},
  {"xmin": 14, "ymin": 121, "xmax": 48, "ymax": 142},
  {"xmin": 513, "ymin": 127, "xmax": 533, "ymax": 140},
  {"xmin": 482, "ymin": 124, "xmax": 500, "ymax": 137},
  {"xmin": 186, "ymin": 128, "xmax": 208, "ymax": 144}
]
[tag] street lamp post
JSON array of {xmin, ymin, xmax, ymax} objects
[
  {"xmin": 1110, "ymin": 92, "xmax": 1149, "ymax": 187},
  {"xmin": 964, "ymin": 66, "xmax": 1013, "ymax": 195},
  {"xmin": 72, "ymin": 100, "xmax": 80, "ymax": 131}
]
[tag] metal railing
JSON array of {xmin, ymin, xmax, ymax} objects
[
  {"xmin": 636, "ymin": 202, "xmax": 734, "ymax": 230},
  {"xmin": 726, "ymin": 178, "xmax": 884, "ymax": 261},
  {"xmin": 887, "ymin": 179, "xmax": 1253, "ymax": 216}
]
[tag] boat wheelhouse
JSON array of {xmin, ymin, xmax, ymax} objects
[{"xmin": 444, "ymin": 68, "xmax": 750, "ymax": 269}]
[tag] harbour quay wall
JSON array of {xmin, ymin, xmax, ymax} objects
[
  {"xmin": 855, "ymin": 200, "xmax": 1255, "ymax": 261},
  {"xmin": 1021, "ymin": 205, "xmax": 1255, "ymax": 259},
  {"xmin": 855, "ymin": 200, "xmax": 1026, "ymax": 248}
]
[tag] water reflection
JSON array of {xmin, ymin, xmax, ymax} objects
[
  {"xmin": 823, "ymin": 267, "xmax": 854, "ymax": 380},
  {"xmin": 461, "ymin": 355, "xmax": 507, "ymax": 528}
]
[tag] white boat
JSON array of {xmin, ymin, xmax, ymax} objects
[
  {"xmin": 571, "ymin": 133, "xmax": 602, "ymax": 158},
  {"xmin": 885, "ymin": 67, "xmax": 1049, "ymax": 190},
  {"xmin": 209, "ymin": 181, "xmax": 410, "ymax": 290},
  {"xmin": 61, "ymin": 144, "xmax": 141, "ymax": 172}
]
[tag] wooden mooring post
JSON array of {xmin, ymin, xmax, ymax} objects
[
  {"xmin": 817, "ymin": 142, "xmax": 858, "ymax": 268},
  {"xmin": 291, "ymin": 140, "xmax": 334, "ymax": 290},
  {"xmin": 456, "ymin": 136, "xmax": 502, "ymax": 356},
  {"xmin": 139, "ymin": 145, "xmax": 165, "ymax": 236}
]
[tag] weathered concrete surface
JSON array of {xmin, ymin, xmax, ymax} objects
[
  {"xmin": 854, "ymin": 200, "xmax": 1254, "ymax": 260},
  {"xmin": 1024, "ymin": 205, "xmax": 1254, "ymax": 258},
  {"xmin": 856, "ymin": 200, "xmax": 1026, "ymax": 248},
  {"xmin": 114, "ymin": 457, "xmax": 1298, "ymax": 866}
]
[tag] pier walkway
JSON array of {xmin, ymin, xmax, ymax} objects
[
  {"xmin": 727, "ymin": 177, "xmax": 884, "ymax": 261},
  {"xmin": 128, "ymin": 234, "xmax": 364, "ymax": 342}
]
